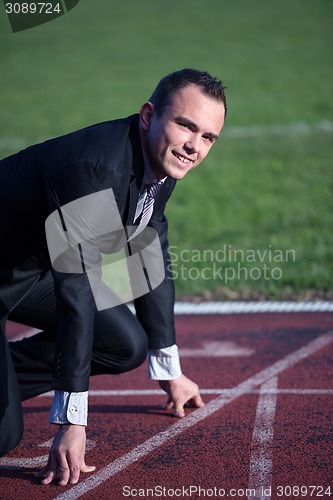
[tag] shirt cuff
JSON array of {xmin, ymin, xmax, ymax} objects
[
  {"xmin": 148, "ymin": 344, "xmax": 182, "ymax": 380},
  {"xmin": 49, "ymin": 390, "xmax": 88, "ymax": 426}
]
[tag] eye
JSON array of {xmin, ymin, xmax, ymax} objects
[{"xmin": 203, "ymin": 135, "xmax": 214, "ymax": 143}]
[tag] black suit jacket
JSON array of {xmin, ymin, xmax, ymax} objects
[{"xmin": 0, "ymin": 114, "xmax": 177, "ymax": 392}]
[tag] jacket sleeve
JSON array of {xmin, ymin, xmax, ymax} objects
[
  {"xmin": 134, "ymin": 193, "xmax": 177, "ymax": 350},
  {"xmin": 44, "ymin": 161, "xmax": 124, "ymax": 392}
]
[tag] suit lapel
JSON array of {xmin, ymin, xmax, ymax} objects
[
  {"xmin": 122, "ymin": 117, "xmax": 145, "ymax": 226},
  {"xmin": 152, "ymin": 177, "xmax": 176, "ymax": 213},
  {"xmin": 126, "ymin": 175, "xmax": 141, "ymax": 225}
]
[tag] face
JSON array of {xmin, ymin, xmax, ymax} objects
[{"xmin": 139, "ymin": 84, "xmax": 226, "ymax": 181}]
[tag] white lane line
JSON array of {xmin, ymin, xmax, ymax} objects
[
  {"xmin": 0, "ymin": 441, "xmax": 96, "ymax": 470},
  {"xmin": 38, "ymin": 388, "xmax": 333, "ymax": 398},
  {"xmin": 180, "ymin": 340, "xmax": 255, "ymax": 357},
  {"xmin": 248, "ymin": 377, "xmax": 278, "ymax": 500},
  {"xmin": 0, "ymin": 455, "xmax": 49, "ymax": 469},
  {"xmin": 54, "ymin": 332, "xmax": 333, "ymax": 500}
]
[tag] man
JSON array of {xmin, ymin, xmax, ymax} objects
[{"xmin": 0, "ymin": 68, "xmax": 227, "ymax": 485}]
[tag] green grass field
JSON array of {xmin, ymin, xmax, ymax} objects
[{"xmin": 1, "ymin": 0, "xmax": 332, "ymax": 300}]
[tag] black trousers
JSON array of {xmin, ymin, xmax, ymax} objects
[{"xmin": 0, "ymin": 270, "xmax": 148, "ymax": 457}]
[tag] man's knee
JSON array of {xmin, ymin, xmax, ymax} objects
[
  {"xmin": 91, "ymin": 331, "xmax": 148, "ymax": 376},
  {"xmin": 120, "ymin": 334, "xmax": 148, "ymax": 372}
]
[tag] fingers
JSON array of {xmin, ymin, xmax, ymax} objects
[
  {"xmin": 36, "ymin": 453, "xmax": 74, "ymax": 486},
  {"xmin": 161, "ymin": 375, "xmax": 205, "ymax": 418},
  {"xmin": 41, "ymin": 470, "xmax": 58, "ymax": 485},
  {"xmin": 164, "ymin": 397, "xmax": 174, "ymax": 411},
  {"xmin": 78, "ymin": 444, "xmax": 96, "ymax": 474},
  {"xmin": 81, "ymin": 463, "xmax": 96, "ymax": 474},
  {"xmin": 59, "ymin": 456, "xmax": 78, "ymax": 486},
  {"xmin": 36, "ymin": 457, "xmax": 95, "ymax": 485},
  {"xmin": 190, "ymin": 393, "xmax": 205, "ymax": 409},
  {"xmin": 34, "ymin": 425, "xmax": 95, "ymax": 486},
  {"xmin": 38, "ymin": 457, "xmax": 58, "ymax": 485},
  {"xmin": 163, "ymin": 396, "xmax": 184, "ymax": 417},
  {"xmin": 173, "ymin": 402, "xmax": 186, "ymax": 418},
  {"xmin": 163, "ymin": 392, "xmax": 204, "ymax": 418},
  {"xmin": 173, "ymin": 394, "xmax": 204, "ymax": 417},
  {"xmin": 34, "ymin": 458, "xmax": 56, "ymax": 483}
]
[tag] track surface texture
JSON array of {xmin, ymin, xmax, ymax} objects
[{"xmin": 1, "ymin": 307, "xmax": 333, "ymax": 500}]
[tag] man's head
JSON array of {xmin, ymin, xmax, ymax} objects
[
  {"xmin": 139, "ymin": 68, "xmax": 227, "ymax": 181},
  {"xmin": 148, "ymin": 68, "xmax": 227, "ymax": 118}
]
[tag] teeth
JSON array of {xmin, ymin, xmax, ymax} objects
[{"xmin": 175, "ymin": 153, "xmax": 190, "ymax": 164}]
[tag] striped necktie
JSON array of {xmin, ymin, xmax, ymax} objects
[{"xmin": 128, "ymin": 181, "xmax": 162, "ymax": 240}]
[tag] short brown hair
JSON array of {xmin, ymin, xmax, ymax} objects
[{"xmin": 149, "ymin": 68, "xmax": 227, "ymax": 116}]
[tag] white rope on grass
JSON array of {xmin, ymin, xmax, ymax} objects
[
  {"xmin": 223, "ymin": 119, "xmax": 333, "ymax": 139},
  {"xmin": 173, "ymin": 301, "xmax": 333, "ymax": 315},
  {"xmin": 1, "ymin": 120, "xmax": 332, "ymax": 152}
]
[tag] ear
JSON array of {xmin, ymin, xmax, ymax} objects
[{"xmin": 139, "ymin": 101, "xmax": 155, "ymax": 131}]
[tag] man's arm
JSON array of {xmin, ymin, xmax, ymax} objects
[
  {"xmin": 45, "ymin": 162, "xmax": 129, "ymax": 393},
  {"xmin": 135, "ymin": 192, "xmax": 204, "ymax": 415},
  {"xmin": 39, "ymin": 163, "xmax": 123, "ymax": 485},
  {"xmin": 134, "ymin": 208, "xmax": 176, "ymax": 350},
  {"xmin": 149, "ymin": 345, "xmax": 204, "ymax": 417}
]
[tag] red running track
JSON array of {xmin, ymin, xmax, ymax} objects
[{"xmin": 1, "ymin": 311, "xmax": 333, "ymax": 499}]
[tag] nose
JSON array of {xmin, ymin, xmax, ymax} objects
[{"xmin": 184, "ymin": 134, "xmax": 200, "ymax": 154}]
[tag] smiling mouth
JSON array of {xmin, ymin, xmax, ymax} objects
[{"xmin": 172, "ymin": 151, "xmax": 193, "ymax": 165}]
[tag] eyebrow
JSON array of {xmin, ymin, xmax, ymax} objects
[{"xmin": 174, "ymin": 116, "xmax": 220, "ymax": 141}]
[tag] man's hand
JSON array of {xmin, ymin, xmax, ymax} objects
[
  {"xmin": 35, "ymin": 424, "xmax": 95, "ymax": 486},
  {"xmin": 158, "ymin": 374, "xmax": 204, "ymax": 418}
]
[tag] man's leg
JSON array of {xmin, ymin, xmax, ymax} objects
[
  {"xmin": 0, "ymin": 266, "xmax": 43, "ymax": 457},
  {"xmin": 9, "ymin": 270, "xmax": 148, "ymax": 400},
  {"xmin": 91, "ymin": 303, "xmax": 148, "ymax": 376},
  {"xmin": 8, "ymin": 271, "xmax": 57, "ymax": 401}
]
